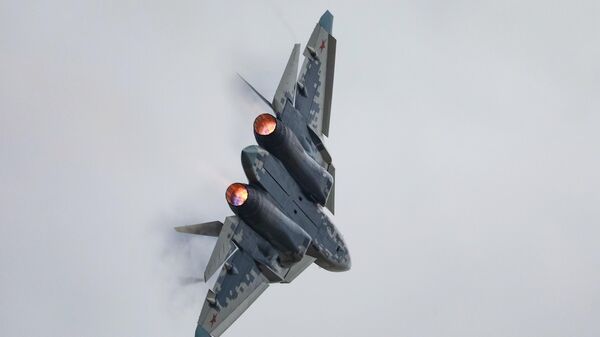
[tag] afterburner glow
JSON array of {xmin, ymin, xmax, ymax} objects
[
  {"xmin": 254, "ymin": 114, "xmax": 277, "ymax": 136},
  {"xmin": 225, "ymin": 183, "xmax": 249, "ymax": 206}
]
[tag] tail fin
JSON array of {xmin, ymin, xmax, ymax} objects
[
  {"xmin": 272, "ymin": 44, "xmax": 301, "ymax": 113},
  {"xmin": 295, "ymin": 10, "xmax": 336, "ymax": 137}
]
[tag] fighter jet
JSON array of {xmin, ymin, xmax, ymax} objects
[{"xmin": 175, "ymin": 11, "xmax": 350, "ymax": 337}]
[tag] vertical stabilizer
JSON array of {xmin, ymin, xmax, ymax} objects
[
  {"xmin": 273, "ymin": 44, "xmax": 300, "ymax": 114},
  {"xmin": 295, "ymin": 10, "xmax": 336, "ymax": 137}
]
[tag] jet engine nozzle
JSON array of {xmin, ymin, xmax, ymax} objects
[
  {"xmin": 225, "ymin": 183, "xmax": 249, "ymax": 207},
  {"xmin": 253, "ymin": 117, "xmax": 333, "ymax": 205},
  {"xmin": 253, "ymin": 114, "xmax": 277, "ymax": 136},
  {"xmin": 226, "ymin": 184, "xmax": 311, "ymax": 266}
]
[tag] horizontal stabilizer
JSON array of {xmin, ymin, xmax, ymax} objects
[{"xmin": 174, "ymin": 221, "xmax": 223, "ymax": 237}]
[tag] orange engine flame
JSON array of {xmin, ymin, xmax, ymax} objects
[
  {"xmin": 225, "ymin": 183, "xmax": 248, "ymax": 206},
  {"xmin": 254, "ymin": 114, "xmax": 277, "ymax": 136}
]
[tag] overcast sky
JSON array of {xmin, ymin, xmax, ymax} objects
[{"xmin": 1, "ymin": 1, "xmax": 600, "ymax": 336}]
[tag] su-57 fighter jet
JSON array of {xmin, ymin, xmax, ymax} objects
[{"xmin": 175, "ymin": 11, "xmax": 350, "ymax": 337}]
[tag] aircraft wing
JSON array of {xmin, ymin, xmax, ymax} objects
[
  {"xmin": 294, "ymin": 10, "xmax": 336, "ymax": 137},
  {"xmin": 186, "ymin": 216, "xmax": 314, "ymax": 337},
  {"xmin": 194, "ymin": 248, "xmax": 269, "ymax": 337}
]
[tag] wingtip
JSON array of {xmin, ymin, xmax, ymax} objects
[
  {"xmin": 319, "ymin": 10, "xmax": 334, "ymax": 34},
  {"xmin": 195, "ymin": 325, "xmax": 212, "ymax": 337}
]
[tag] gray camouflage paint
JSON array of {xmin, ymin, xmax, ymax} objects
[
  {"xmin": 4, "ymin": 2, "xmax": 600, "ymax": 337},
  {"xmin": 272, "ymin": 44, "xmax": 300, "ymax": 114},
  {"xmin": 295, "ymin": 11, "xmax": 335, "ymax": 137},
  {"xmin": 179, "ymin": 10, "xmax": 348, "ymax": 336},
  {"xmin": 241, "ymin": 145, "xmax": 350, "ymax": 271}
]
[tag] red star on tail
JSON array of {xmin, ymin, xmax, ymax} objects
[{"xmin": 319, "ymin": 40, "xmax": 326, "ymax": 51}]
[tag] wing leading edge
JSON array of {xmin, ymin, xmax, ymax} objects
[
  {"xmin": 295, "ymin": 10, "xmax": 336, "ymax": 137},
  {"xmin": 190, "ymin": 214, "xmax": 316, "ymax": 337},
  {"xmin": 195, "ymin": 248, "xmax": 269, "ymax": 337},
  {"xmin": 192, "ymin": 216, "xmax": 275, "ymax": 337}
]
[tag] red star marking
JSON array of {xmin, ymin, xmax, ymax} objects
[
  {"xmin": 210, "ymin": 314, "xmax": 217, "ymax": 327},
  {"xmin": 319, "ymin": 40, "xmax": 326, "ymax": 51}
]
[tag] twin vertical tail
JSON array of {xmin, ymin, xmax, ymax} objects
[
  {"xmin": 240, "ymin": 10, "xmax": 335, "ymax": 125},
  {"xmin": 272, "ymin": 43, "xmax": 300, "ymax": 113},
  {"xmin": 297, "ymin": 10, "xmax": 336, "ymax": 137},
  {"xmin": 238, "ymin": 42, "xmax": 301, "ymax": 116}
]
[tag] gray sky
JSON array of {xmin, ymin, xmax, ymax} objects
[{"xmin": 1, "ymin": 1, "xmax": 600, "ymax": 336}]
